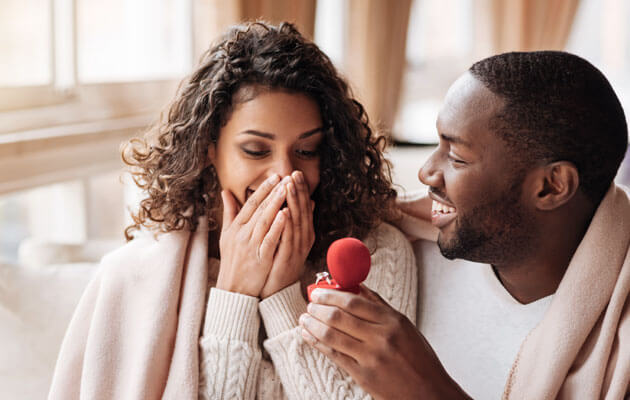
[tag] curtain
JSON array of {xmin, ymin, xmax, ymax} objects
[
  {"xmin": 193, "ymin": 0, "xmax": 317, "ymax": 60},
  {"xmin": 345, "ymin": 0, "xmax": 412, "ymax": 136},
  {"xmin": 475, "ymin": 0, "xmax": 580, "ymax": 56}
]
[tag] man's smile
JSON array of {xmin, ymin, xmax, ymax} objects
[{"xmin": 430, "ymin": 196, "xmax": 458, "ymax": 229}]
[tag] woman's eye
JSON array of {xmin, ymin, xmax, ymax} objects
[
  {"xmin": 296, "ymin": 149, "xmax": 319, "ymax": 159},
  {"xmin": 240, "ymin": 145, "xmax": 269, "ymax": 158}
]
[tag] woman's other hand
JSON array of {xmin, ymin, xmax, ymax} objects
[
  {"xmin": 216, "ymin": 174, "xmax": 290, "ymax": 297},
  {"xmin": 260, "ymin": 170, "xmax": 315, "ymax": 298},
  {"xmin": 392, "ymin": 191, "xmax": 438, "ymax": 242}
]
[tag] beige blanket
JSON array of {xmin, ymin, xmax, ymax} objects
[
  {"xmin": 48, "ymin": 220, "xmax": 210, "ymax": 399},
  {"xmin": 503, "ymin": 185, "xmax": 630, "ymax": 399},
  {"xmin": 49, "ymin": 185, "xmax": 630, "ymax": 399}
]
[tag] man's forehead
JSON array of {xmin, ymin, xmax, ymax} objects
[{"xmin": 436, "ymin": 73, "xmax": 504, "ymax": 144}]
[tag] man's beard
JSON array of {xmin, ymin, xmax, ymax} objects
[{"xmin": 437, "ymin": 186, "xmax": 533, "ymax": 265}]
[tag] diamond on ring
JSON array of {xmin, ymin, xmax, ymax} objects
[{"xmin": 315, "ymin": 271, "xmax": 332, "ymax": 285}]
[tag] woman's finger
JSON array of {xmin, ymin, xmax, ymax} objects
[
  {"xmin": 220, "ymin": 190, "xmax": 240, "ymax": 233},
  {"xmin": 274, "ymin": 207, "xmax": 293, "ymax": 264},
  {"xmin": 286, "ymin": 176, "xmax": 301, "ymax": 251},
  {"xmin": 233, "ymin": 174, "xmax": 281, "ymax": 226},
  {"xmin": 250, "ymin": 177, "xmax": 289, "ymax": 243},
  {"xmin": 293, "ymin": 171, "xmax": 312, "ymax": 248},
  {"xmin": 259, "ymin": 208, "xmax": 288, "ymax": 261}
]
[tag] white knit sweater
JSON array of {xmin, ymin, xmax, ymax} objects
[{"xmin": 198, "ymin": 222, "xmax": 417, "ymax": 399}]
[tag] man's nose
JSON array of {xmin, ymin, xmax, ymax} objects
[{"xmin": 418, "ymin": 151, "xmax": 443, "ymax": 188}]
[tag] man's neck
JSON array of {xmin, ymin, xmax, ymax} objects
[{"xmin": 492, "ymin": 205, "xmax": 595, "ymax": 305}]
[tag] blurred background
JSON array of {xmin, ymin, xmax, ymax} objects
[
  {"xmin": 1, "ymin": 1, "xmax": 630, "ymax": 397},
  {"xmin": 1, "ymin": 0, "xmax": 630, "ymax": 263}
]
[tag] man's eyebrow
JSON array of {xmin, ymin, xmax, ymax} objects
[
  {"xmin": 239, "ymin": 127, "xmax": 324, "ymax": 139},
  {"xmin": 440, "ymin": 133, "xmax": 473, "ymax": 148}
]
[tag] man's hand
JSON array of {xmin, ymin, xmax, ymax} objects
[{"xmin": 299, "ymin": 286, "xmax": 471, "ymax": 400}]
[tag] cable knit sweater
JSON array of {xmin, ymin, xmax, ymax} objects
[{"xmin": 198, "ymin": 222, "xmax": 417, "ymax": 399}]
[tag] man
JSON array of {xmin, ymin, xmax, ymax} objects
[{"xmin": 299, "ymin": 51, "xmax": 630, "ymax": 399}]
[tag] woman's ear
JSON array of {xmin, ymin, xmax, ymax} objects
[
  {"xmin": 531, "ymin": 161, "xmax": 580, "ymax": 211},
  {"xmin": 206, "ymin": 143, "xmax": 216, "ymax": 168}
]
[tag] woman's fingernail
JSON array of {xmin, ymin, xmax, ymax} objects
[
  {"xmin": 268, "ymin": 174, "xmax": 280, "ymax": 184},
  {"xmin": 301, "ymin": 328, "xmax": 317, "ymax": 344},
  {"xmin": 288, "ymin": 182, "xmax": 297, "ymax": 195},
  {"xmin": 310, "ymin": 289, "xmax": 321, "ymax": 302},
  {"xmin": 295, "ymin": 171, "xmax": 304, "ymax": 184},
  {"xmin": 277, "ymin": 185, "xmax": 286, "ymax": 196},
  {"xmin": 299, "ymin": 313, "xmax": 309, "ymax": 326},
  {"xmin": 307, "ymin": 302, "xmax": 314, "ymax": 313}
]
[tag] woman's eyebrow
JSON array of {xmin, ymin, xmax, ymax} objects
[
  {"xmin": 299, "ymin": 127, "xmax": 324, "ymax": 139},
  {"xmin": 239, "ymin": 127, "xmax": 324, "ymax": 140}
]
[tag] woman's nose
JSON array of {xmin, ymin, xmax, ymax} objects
[{"xmin": 272, "ymin": 155, "xmax": 295, "ymax": 178}]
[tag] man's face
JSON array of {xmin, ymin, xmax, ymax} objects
[{"xmin": 419, "ymin": 73, "xmax": 534, "ymax": 264}]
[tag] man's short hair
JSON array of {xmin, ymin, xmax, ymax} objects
[{"xmin": 469, "ymin": 51, "xmax": 628, "ymax": 205}]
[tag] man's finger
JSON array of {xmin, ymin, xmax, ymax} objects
[
  {"xmin": 310, "ymin": 289, "xmax": 385, "ymax": 323},
  {"xmin": 299, "ymin": 313, "xmax": 365, "ymax": 362},
  {"xmin": 301, "ymin": 328, "xmax": 362, "ymax": 376},
  {"xmin": 358, "ymin": 284, "xmax": 387, "ymax": 304},
  {"xmin": 306, "ymin": 302, "xmax": 378, "ymax": 342}
]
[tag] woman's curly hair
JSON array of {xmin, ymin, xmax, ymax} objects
[{"xmin": 122, "ymin": 21, "xmax": 397, "ymax": 261}]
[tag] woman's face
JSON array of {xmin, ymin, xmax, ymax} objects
[{"xmin": 210, "ymin": 89, "xmax": 323, "ymax": 206}]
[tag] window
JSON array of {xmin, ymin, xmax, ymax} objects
[{"xmin": 0, "ymin": 0, "xmax": 194, "ymax": 262}]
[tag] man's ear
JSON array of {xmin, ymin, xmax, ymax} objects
[
  {"xmin": 206, "ymin": 143, "xmax": 216, "ymax": 168},
  {"xmin": 530, "ymin": 161, "xmax": 580, "ymax": 211}
]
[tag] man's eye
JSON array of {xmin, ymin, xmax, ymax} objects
[{"xmin": 447, "ymin": 154, "xmax": 466, "ymax": 164}]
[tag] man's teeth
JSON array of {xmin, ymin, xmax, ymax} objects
[{"xmin": 432, "ymin": 200, "xmax": 456, "ymax": 214}]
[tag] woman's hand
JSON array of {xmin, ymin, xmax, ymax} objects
[
  {"xmin": 260, "ymin": 170, "xmax": 315, "ymax": 298},
  {"xmin": 216, "ymin": 174, "xmax": 291, "ymax": 297},
  {"xmin": 392, "ymin": 192, "xmax": 438, "ymax": 242}
]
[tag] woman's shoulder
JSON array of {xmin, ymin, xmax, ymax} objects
[
  {"xmin": 363, "ymin": 222, "xmax": 418, "ymax": 319},
  {"xmin": 363, "ymin": 221, "xmax": 416, "ymax": 281},
  {"xmin": 98, "ymin": 229, "xmax": 192, "ymax": 280},
  {"xmin": 364, "ymin": 222, "xmax": 413, "ymax": 256}
]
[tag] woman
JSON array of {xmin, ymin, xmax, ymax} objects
[{"xmin": 49, "ymin": 22, "xmax": 416, "ymax": 399}]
